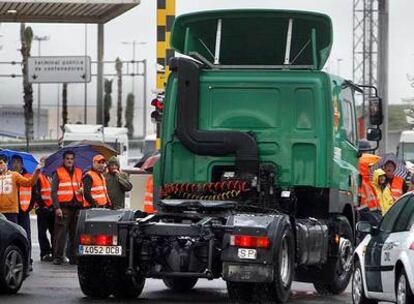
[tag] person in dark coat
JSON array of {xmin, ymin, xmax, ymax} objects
[{"xmin": 105, "ymin": 156, "xmax": 132, "ymax": 210}]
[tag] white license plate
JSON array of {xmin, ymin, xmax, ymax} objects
[
  {"xmin": 238, "ymin": 248, "xmax": 257, "ymax": 260},
  {"xmin": 79, "ymin": 245, "xmax": 122, "ymax": 256}
]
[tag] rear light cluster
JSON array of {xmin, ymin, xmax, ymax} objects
[
  {"xmin": 80, "ymin": 234, "xmax": 117, "ymax": 246},
  {"xmin": 230, "ymin": 235, "xmax": 270, "ymax": 248},
  {"xmin": 409, "ymin": 243, "xmax": 414, "ymax": 251}
]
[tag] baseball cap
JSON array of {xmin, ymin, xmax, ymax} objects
[{"xmin": 93, "ymin": 154, "xmax": 106, "ymax": 162}]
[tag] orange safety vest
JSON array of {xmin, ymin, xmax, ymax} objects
[
  {"xmin": 86, "ymin": 170, "xmax": 110, "ymax": 207},
  {"xmin": 144, "ymin": 175, "xmax": 154, "ymax": 213},
  {"xmin": 359, "ymin": 180, "xmax": 380, "ymax": 211},
  {"xmin": 390, "ymin": 176, "xmax": 405, "ymax": 200},
  {"xmin": 19, "ymin": 172, "xmax": 32, "ymax": 212},
  {"xmin": 56, "ymin": 167, "xmax": 84, "ymax": 205},
  {"xmin": 38, "ymin": 174, "xmax": 53, "ymax": 208}
]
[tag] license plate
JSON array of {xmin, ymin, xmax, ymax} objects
[
  {"xmin": 79, "ymin": 245, "xmax": 122, "ymax": 256},
  {"xmin": 238, "ymin": 248, "xmax": 257, "ymax": 260}
]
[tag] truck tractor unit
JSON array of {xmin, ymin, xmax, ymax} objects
[{"xmin": 75, "ymin": 10, "xmax": 383, "ymax": 303}]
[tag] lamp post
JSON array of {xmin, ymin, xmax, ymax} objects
[
  {"xmin": 121, "ymin": 40, "xmax": 146, "ymax": 95},
  {"xmin": 34, "ymin": 35, "xmax": 50, "ymax": 138}
]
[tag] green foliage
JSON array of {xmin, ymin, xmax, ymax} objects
[
  {"xmin": 104, "ymin": 79, "xmax": 113, "ymax": 127},
  {"xmin": 125, "ymin": 93, "xmax": 134, "ymax": 138},
  {"xmin": 389, "ymin": 104, "xmax": 411, "ymax": 131},
  {"xmin": 115, "ymin": 58, "xmax": 123, "ymax": 127}
]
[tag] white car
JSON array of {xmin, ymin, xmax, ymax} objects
[{"xmin": 353, "ymin": 193, "xmax": 414, "ymax": 304}]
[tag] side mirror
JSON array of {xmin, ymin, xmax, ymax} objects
[
  {"xmin": 369, "ymin": 97, "xmax": 383, "ymax": 126},
  {"xmin": 356, "ymin": 221, "xmax": 372, "ymax": 234},
  {"xmin": 366, "ymin": 127, "xmax": 382, "ymax": 142}
]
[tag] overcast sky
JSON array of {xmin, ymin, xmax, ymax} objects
[{"xmin": 0, "ymin": 0, "xmax": 414, "ymax": 113}]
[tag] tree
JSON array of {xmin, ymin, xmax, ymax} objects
[
  {"xmin": 62, "ymin": 83, "xmax": 68, "ymax": 127},
  {"xmin": 125, "ymin": 93, "xmax": 134, "ymax": 138},
  {"xmin": 20, "ymin": 23, "xmax": 34, "ymax": 142},
  {"xmin": 104, "ymin": 79, "xmax": 113, "ymax": 127},
  {"xmin": 115, "ymin": 57, "xmax": 123, "ymax": 127}
]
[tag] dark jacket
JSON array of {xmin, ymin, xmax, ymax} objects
[{"xmin": 105, "ymin": 171, "xmax": 132, "ymax": 210}]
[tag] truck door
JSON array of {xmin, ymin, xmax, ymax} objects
[{"xmin": 364, "ymin": 196, "xmax": 408, "ymax": 296}]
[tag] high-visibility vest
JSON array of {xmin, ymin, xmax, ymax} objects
[
  {"xmin": 144, "ymin": 175, "xmax": 154, "ymax": 213},
  {"xmin": 19, "ymin": 172, "xmax": 32, "ymax": 212},
  {"xmin": 56, "ymin": 167, "xmax": 83, "ymax": 205},
  {"xmin": 359, "ymin": 180, "xmax": 380, "ymax": 211},
  {"xmin": 38, "ymin": 174, "xmax": 53, "ymax": 208},
  {"xmin": 390, "ymin": 176, "xmax": 405, "ymax": 200},
  {"xmin": 86, "ymin": 170, "xmax": 110, "ymax": 207}
]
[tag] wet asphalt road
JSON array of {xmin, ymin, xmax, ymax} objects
[{"xmin": 0, "ymin": 217, "xmax": 356, "ymax": 304}]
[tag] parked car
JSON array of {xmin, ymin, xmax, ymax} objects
[
  {"xmin": 0, "ymin": 214, "xmax": 30, "ymax": 294},
  {"xmin": 353, "ymin": 192, "xmax": 414, "ymax": 304}
]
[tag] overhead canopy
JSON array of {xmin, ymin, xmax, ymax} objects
[
  {"xmin": 171, "ymin": 10, "xmax": 333, "ymax": 69},
  {"xmin": 0, "ymin": 0, "xmax": 140, "ymax": 23}
]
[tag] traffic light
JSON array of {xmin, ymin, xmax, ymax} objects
[{"xmin": 151, "ymin": 98, "xmax": 164, "ymax": 123}]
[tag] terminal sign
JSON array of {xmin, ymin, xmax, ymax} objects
[{"xmin": 28, "ymin": 56, "xmax": 91, "ymax": 83}]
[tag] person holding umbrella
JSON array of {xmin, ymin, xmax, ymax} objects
[
  {"xmin": 383, "ymin": 160, "xmax": 408, "ymax": 200},
  {"xmin": 83, "ymin": 155, "xmax": 111, "ymax": 208},
  {"xmin": 0, "ymin": 154, "xmax": 44, "ymax": 223},
  {"xmin": 51, "ymin": 150, "xmax": 84, "ymax": 265}
]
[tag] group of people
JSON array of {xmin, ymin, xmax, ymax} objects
[
  {"xmin": 0, "ymin": 151, "xmax": 132, "ymax": 267},
  {"xmin": 359, "ymin": 157, "xmax": 407, "ymax": 225}
]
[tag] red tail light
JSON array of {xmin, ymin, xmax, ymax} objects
[
  {"xmin": 80, "ymin": 234, "xmax": 114, "ymax": 246},
  {"xmin": 409, "ymin": 242, "xmax": 414, "ymax": 250},
  {"xmin": 230, "ymin": 235, "xmax": 270, "ymax": 248}
]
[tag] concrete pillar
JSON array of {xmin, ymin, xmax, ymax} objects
[{"xmin": 96, "ymin": 23, "xmax": 104, "ymax": 124}]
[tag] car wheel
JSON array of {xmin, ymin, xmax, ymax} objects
[
  {"xmin": 0, "ymin": 245, "xmax": 25, "ymax": 294},
  {"xmin": 352, "ymin": 260, "xmax": 377, "ymax": 304},
  {"xmin": 163, "ymin": 277, "xmax": 198, "ymax": 292},
  {"xmin": 396, "ymin": 268, "xmax": 414, "ymax": 304}
]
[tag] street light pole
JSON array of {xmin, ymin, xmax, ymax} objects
[
  {"xmin": 34, "ymin": 35, "xmax": 50, "ymax": 138},
  {"xmin": 121, "ymin": 40, "xmax": 146, "ymax": 95}
]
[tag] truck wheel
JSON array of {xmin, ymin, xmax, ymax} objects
[
  {"xmin": 113, "ymin": 271, "xmax": 146, "ymax": 299},
  {"xmin": 352, "ymin": 260, "xmax": 377, "ymax": 304},
  {"xmin": 260, "ymin": 223, "xmax": 294, "ymax": 303},
  {"xmin": 314, "ymin": 217, "xmax": 353, "ymax": 295},
  {"xmin": 227, "ymin": 281, "xmax": 255, "ymax": 303},
  {"xmin": 163, "ymin": 277, "xmax": 198, "ymax": 292},
  {"xmin": 78, "ymin": 257, "xmax": 116, "ymax": 298}
]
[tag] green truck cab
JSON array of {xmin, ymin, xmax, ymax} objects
[{"xmin": 76, "ymin": 10, "xmax": 383, "ymax": 303}]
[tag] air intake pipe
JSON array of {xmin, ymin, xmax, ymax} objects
[{"xmin": 170, "ymin": 57, "xmax": 259, "ymax": 178}]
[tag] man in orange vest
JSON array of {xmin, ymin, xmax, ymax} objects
[
  {"xmin": 51, "ymin": 151, "xmax": 84, "ymax": 265},
  {"xmin": 83, "ymin": 155, "xmax": 111, "ymax": 208},
  {"xmin": 384, "ymin": 160, "xmax": 407, "ymax": 201},
  {"xmin": 11, "ymin": 155, "xmax": 36, "ymax": 269},
  {"xmin": 33, "ymin": 173, "xmax": 54, "ymax": 262}
]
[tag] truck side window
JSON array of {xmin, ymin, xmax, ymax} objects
[{"xmin": 341, "ymin": 88, "xmax": 357, "ymax": 146}]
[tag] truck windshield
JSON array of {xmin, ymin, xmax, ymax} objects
[
  {"xmin": 63, "ymin": 141, "xmax": 121, "ymax": 154},
  {"xmin": 400, "ymin": 143, "xmax": 414, "ymax": 162}
]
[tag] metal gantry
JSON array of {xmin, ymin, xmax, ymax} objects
[{"xmin": 353, "ymin": 0, "xmax": 388, "ymax": 152}]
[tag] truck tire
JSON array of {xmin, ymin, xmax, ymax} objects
[
  {"xmin": 227, "ymin": 281, "xmax": 255, "ymax": 303},
  {"xmin": 260, "ymin": 222, "xmax": 295, "ymax": 303},
  {"xmin": 163, "ymin": 277, "xmax": 198, "ymax": 292},
  {"xmin": 314, "ymin": 216, "xmax": 353, "ymax": 295},
  {"xmin": 113, "ymin": 271, "xmax": 146, "ymax": 299},
  {"xmin": 352, "ymin": 260, "xmax": 378, "ymax": 304},
  {"xmin": 78, "ymin": 257, "xmax": 116, "ymax": 299}
]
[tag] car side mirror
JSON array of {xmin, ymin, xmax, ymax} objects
[
  {"xmin": 356, "ymin": 221, "xmax": 372, "ymax": 234},
  {"xmin": 366, "ymin": 128, "xmax": 382, "ymax": 142},
  {"xmin": 369, "ymin": 97, "xmax": 383, "ymax": 126}
]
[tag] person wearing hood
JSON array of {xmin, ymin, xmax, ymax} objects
[
  {"xmin": 105, "ymin": 156, "xmax": 132, "ymax": 210},
  {"xmin": 372, "ymin": 168, "xmax": 395, "ymax": 215}
]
